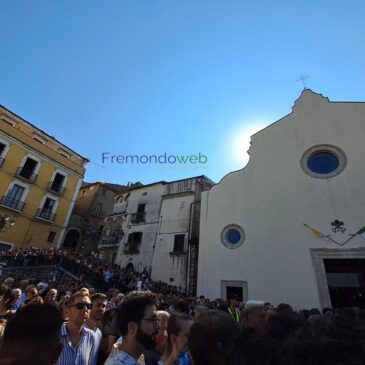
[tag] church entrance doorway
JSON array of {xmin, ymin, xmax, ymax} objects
[
  {"xmin": 221, "ymin": 280, "xmax": 248, "ymax": 302},
  {"xmin": 226, "ymin": 286, "xmax": 243, "ymax": 301},
  {"xmin": 324, "ymin": 258, "xmax": 365, "ymax": 309}
]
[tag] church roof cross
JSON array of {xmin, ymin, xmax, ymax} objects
[{"xmin": 296, "ymin": 74, "xmax": 309, "ymax": 89}]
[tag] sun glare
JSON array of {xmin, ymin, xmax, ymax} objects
[{"xmin": 232, "ymin": 121, "xmax": 268, "ymax": 166}]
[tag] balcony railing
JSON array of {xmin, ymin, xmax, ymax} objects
[
  {"xmin": 123, "ymin": 243, "xmax": 140, "ymax": 254},
  {"xmin": 36, "ymin": 208, "xmax": 56, "ymax": 222},
  {"xmin": 16, "ymin": 167, "xmax": 38, "ymax": 183},
  {"xmin": 92, "ymin": 209, "xmax": 105, "ymax": 218},
  {"xmin": 0, "ymin": 157, "xmax": 4, "ymax": 167},
  {"xmin": 98, "ymin": 234, "xmax": 120, "ymax": 246},
  {"xmin": 0, "ymin": 195, "xmax": 25, "ymax": 211},
  {"xmin": 47, "ymin": 181, "xmax": 66, "ymax": 196},
  {"xmin": 130, "ymin": 212, "xmax": 146, "ymax": 224}
]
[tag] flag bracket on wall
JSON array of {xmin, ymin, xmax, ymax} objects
[{"xmin": 303, "ymin": 223, "xmax": 365, "ymax": 246}]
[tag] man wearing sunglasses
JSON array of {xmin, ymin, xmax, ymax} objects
[
  {"xmin": 57, "ymin": 292, "xmax": 97, "ymax": 365},
  {"xmin": 105, "ymin": 290, "xmax": 160, "ymax": 365}
]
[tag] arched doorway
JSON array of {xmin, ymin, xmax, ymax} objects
[
  {"xmin": 126, "ymin": 262, "xmax": 134, "ymax": 272},
  {"xmin": 62, "ymin": 229, "xmax": 81, "ymax": 249}
]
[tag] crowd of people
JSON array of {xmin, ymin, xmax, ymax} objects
[
  {"xmin": 0, "ymin": 248, "xmax": 185, "ymax": 295},
  {"xmin": 0, "ymin": 250, "xmax": 365, "ymax": 364}
]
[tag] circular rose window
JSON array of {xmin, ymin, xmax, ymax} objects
[
  {"xmin": 221, "ymin": 224, "xmax": 245, "ymax": 249},
  {"xmin": 301, "ymin": 145, "xmax": 346, "ymax": 179}
]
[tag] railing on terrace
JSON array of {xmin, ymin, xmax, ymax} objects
[
  {"xmin": 58, "ymin": 256, "xmax": 106, "ymax": 290},
  {"xmin": 0, "ymin": 254, "xmax": 107, "ymax": 291},
  {"xmin": 0, "ymin": 254, "xmax": 60, "ymax": 267}
]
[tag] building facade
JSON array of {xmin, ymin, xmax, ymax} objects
[
  {"xmin": 114, "ymin": 182, "xmax": 166, "ymax": 273},
  {"xmin": 0, "ymin": 105, "xmax": 88, "ymax": 250},
  {"xmin": 62, "ymin": 182, "xmax": 129, "ymax": 253},
  {"xmin": 111, "ymin": 176, "xmax": 214, "ymax": 293},
  {"xmin": 152, "ymin": 176, "xmax": 214, "ymax": 293},
  {"xmin": 197, "ymin": 90, "xmax": 365, "ymax": 309}
]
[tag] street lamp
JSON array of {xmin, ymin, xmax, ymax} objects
[{"xmin": 0, "ymin": 214, "xmax": 16, "ymax": 232}]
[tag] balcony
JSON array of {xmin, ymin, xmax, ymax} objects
[
  {"xmin": 0, "ymin": 157, "xmax": 4, "ymax": 167},
  {"xmin": 47, "ymin": 181, "xmax": 66, "ymax": 196},
  {"xmin": 98, "ymin": 235, "xmax": 121, "ymax": 248},
  {"xmin": 0, "ymin": 195, "xmax": 25, "ymax": 212},
  {"xmin": 92, "ymin": 208, "xmax": 105, "ymax": 218},
  {"xmin": 16, "ymin": 167, "xmax": 38, "ymax": 183},
  {"xmin": 130, "ymin": 212, "xmax": 146, "ymax": 224},
  {"xmin": 36, "ymin": 209, "xmax": 56, "ymax": 222},
  {"xmin": 123, "ymin": 243, "xmax": 140, "ymax": 254}
]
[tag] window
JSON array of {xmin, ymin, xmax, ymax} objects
[
  {"xmin": 0, "ymin": 142, "xmax": 6, "ymax": 167},
  {"xmin": 18, "ymin": 157, "xmax": 38, "ymax": 181},
  {"xmin": 50, "ymin": 172, "xmax": 65, "ymax": 193},
  {"xmin": 131, "ymin": 204, "xmax": 146, "ymax": 223},
  {"xmin": 173, "ymin": 234, "xmax": 185, "ymax": 252},
  {"xmin": 0, "ymin": 142, "xmax": 6, "ymax": 156},
  {"xmin": 125, "ymin": 232, "xmax": 143, "ymax": 253},
  {"xmin": 97, "ymin": 225, "xmax": 104, "ymax": 236},
  {"xmin": 128, "ymin": 232, "xmax": 142, "ymax": 244},
  {"xmin": 221, "ymin": 225, "xmax": 245, "ymax": 249},
  {"xmin": 38, "ymin": 197, "xmax": 57, "ymax": 221},
  {"xmin": 137, "ymin": 203, "xmax": 145, "ymax": 214},
  {"xmin": 81, "ymin": 190, "xmax": 87, "ymax": 198},
  {"xmin": 307, "ymin": 152, "xmax": 338, "ymax": 174},
  {"xmin": 301, "ymin": 145, "xmax": 347, "ymax": 179},
  {"xmin": 95, "ymin": 203, "xmax": 103, "ymax": 217},
  {"xmin": 0, "ymin": 242, "xmax": 13, "ymax": 251},
  {"xmin": 2, "ymin": 184, "xmax": 25, "ymax": 211},
  {"xmin": 47, "ymin": 231, "xmax": 56, "ymax": 243}
]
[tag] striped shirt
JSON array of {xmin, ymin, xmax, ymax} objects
[
  {"xmin": 83, "ymin": 323, "xmax": 102, "ymax": 364},
  {"xmin": 57, "ymin": 322, "xmax": 96, "ymax": 365}
]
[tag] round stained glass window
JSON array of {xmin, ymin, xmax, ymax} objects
[
  {"xmin": 221, "ymin": 225, "xmax": 245, "ymax": 249},
  {"xmin": 307, "ymin": 152, "xmax": 339, "ymax": 174},
  {"xmin": 301, "ymin": 145, "xmax": 346, "ymax": 179},
  {"xmin": 226, "ymin": 229, "xmax": 241, "ymax": 244}
]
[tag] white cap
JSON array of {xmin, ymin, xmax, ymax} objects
[{"xmin": 244, "ymin": 300, "xmax": 265, "ymax": 310}]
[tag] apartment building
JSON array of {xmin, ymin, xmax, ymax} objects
[
  {"xmin": 102, "ymin": 176, "xmax": 214, "ymax": 294},
  {"xmin": 0, "ymin": 105, "xmax": 88, "ymax": 250}
]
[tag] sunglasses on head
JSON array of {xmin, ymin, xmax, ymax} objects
[{"xmin": 71, "ymin": 302, "xmax": 92, "ymax": 310}]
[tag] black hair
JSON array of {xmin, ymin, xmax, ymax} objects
[
  {"xmin": 189, "ymin": 309, "xmax": 242, "ymax": 365},
  {"xmin": 0, "ymin": 304, "xmax": 63, "ymax": 365},
  {"xmin": 91, "ymin": 293, "xmax": 108, "ymax": 302},
  {"xmin": 116, "ymin": 290, "xmax": 156, "ymax": 336},
  {"xmin": 174, "ymin": 300, "xmax": 190, "ymax": 314},
  {"xmin": 276, "ymin": 303, "xmax": 294, "ymax": 314}
]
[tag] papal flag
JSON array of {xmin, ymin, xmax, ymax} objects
[
  {"xmin": 304, "ymin": 223, "xmax": 327, "ymax": 239},
  {"xmin": 304, "ymin": 223, "xmax": 323, "ymax": 238},
  {"xmin": 309, "ymin": 226, "xmax": 323, "ymax": 238},
  {"xmin": 357, "ymin": 226, "xmax": 365, "ymax": 239}
]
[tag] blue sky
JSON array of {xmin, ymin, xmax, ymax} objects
[{"xmin": 1, "ymin": 0, "xmax": 365, "ymax": 185}]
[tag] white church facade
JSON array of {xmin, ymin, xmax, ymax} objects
[{"xmin": 197, "ymin": 90, "xmax": 365, "ymax": 310}]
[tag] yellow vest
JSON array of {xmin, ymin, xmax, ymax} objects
[{"xmin": 228, "ymin": 307, "xmax": 240, "ymax": 323}]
